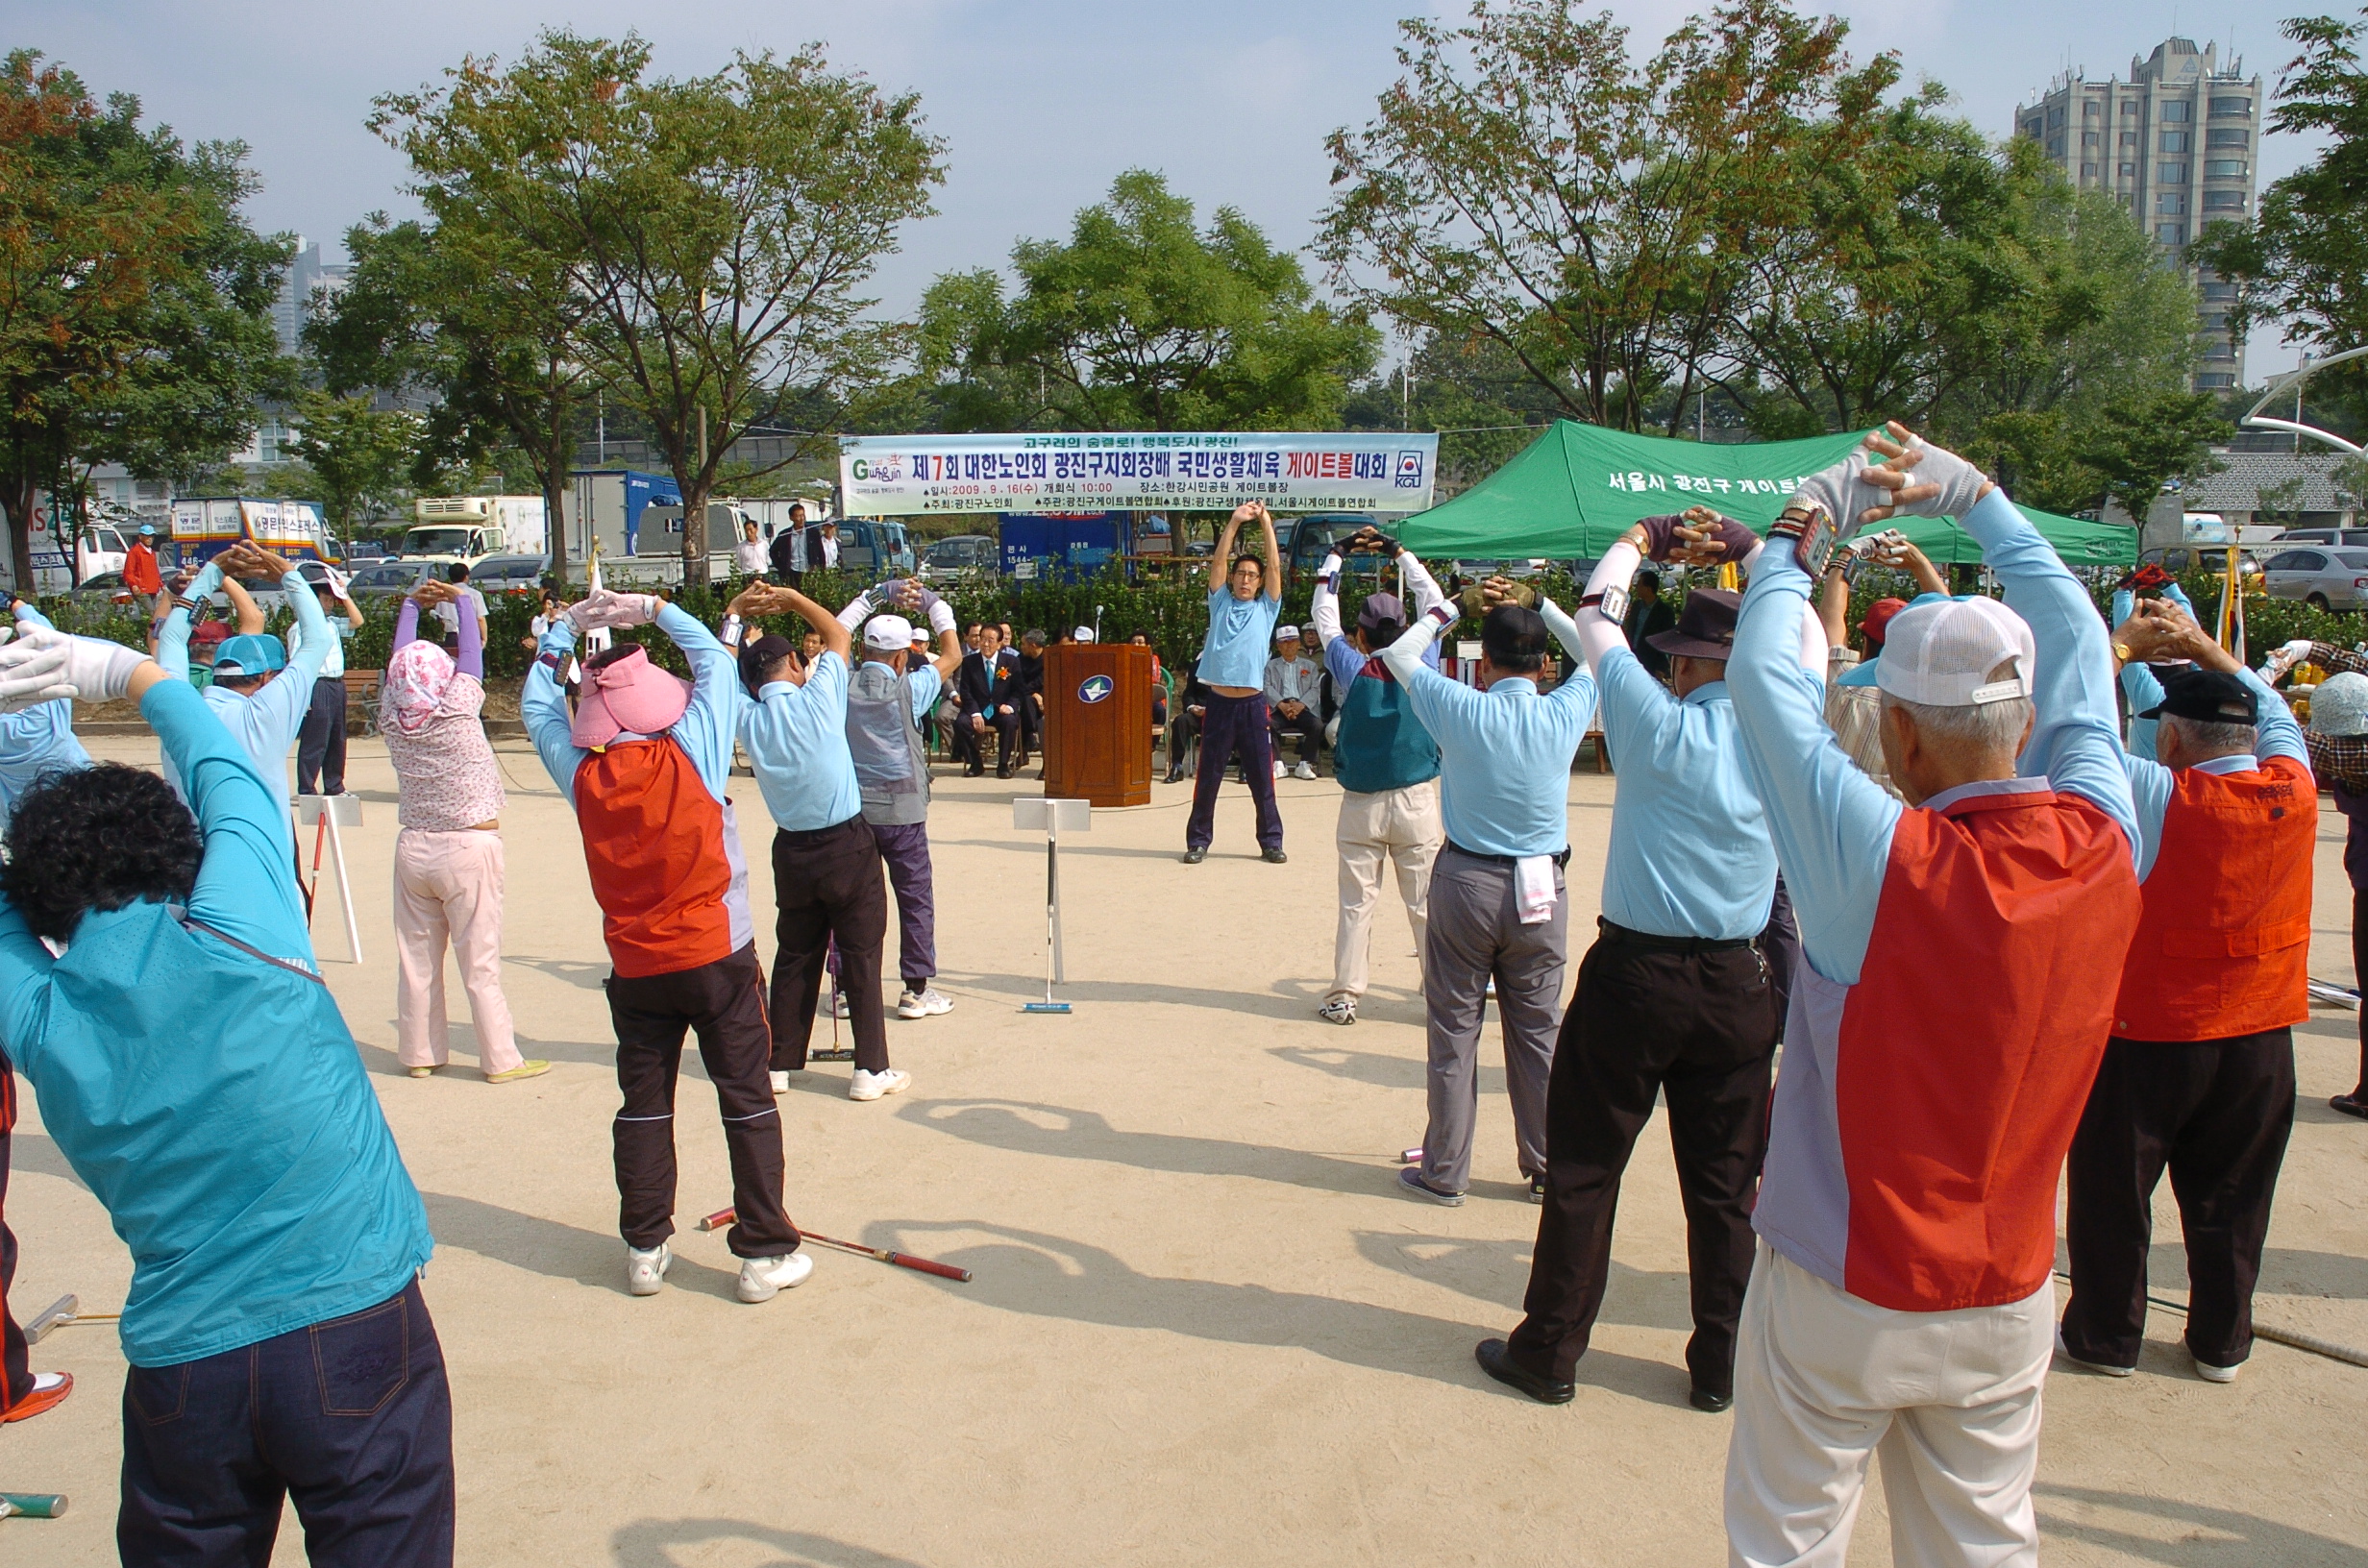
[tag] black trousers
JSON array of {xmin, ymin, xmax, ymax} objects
[
  {"xmin": 1270, "ymin": 704, "xmax": 1324, "ymax": 764},
  {"xmin": 955, "ymin": 707, "xmax": 1018, "ymax": 772},
  {"xmin": 2354, "ymin": 891, "xmax": 2368, "ymax": 1094},
  {"xmin": 118, "ymin": 1279, "xmax": 454, "ymax": 1568},
  {"xmin": 296, "ymin": 674, "xmax": 348, "ymax": 795},
  {"xmin": 604, "ymin": 943, "xmax": 799, "ymax": 1259},
  {"xmin": 769, "ymin": 819, "xmax": 890, "ymax": 1073},
  {"xmin": 1507, "ymin": 926, "xmax": 1777, "ymax": 1389},
  {"xmin": 0, "ymin": 1053, "xmax": 25, "ymax": 1414},
  {"xmin": 2061, "ymin": 1029, "xmax": 2296, "ymax": 1369}
]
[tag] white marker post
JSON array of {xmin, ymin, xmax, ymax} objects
[
  {"xmin": 1012, "ymin": 796, "xmax": 1090, "ymax": 1013},
  {"xmin": 295, "ymin": 793, "xmax": 364, "ymax": 964}
]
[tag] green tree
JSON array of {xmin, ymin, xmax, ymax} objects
[
  {"xmin": 285, "ymin": 390, "xmax": 421, "ymax": 535},
  {"xmin": 0, "ymin": 51, "xmax": 290, "ymax": 587},
  {"xmin": 916, "ymin": 171, "xmax": 1377, "ymax": 432},
  {"xmin": 2082, "ymin": 390, "xmax": 2231, "ymax": 525},
  {"xmin": 1318, "ymin": 0, "xmax": 1894, "ymax": 431},
  {"xmin": 308, "ymin": 209, "xmax": 601, "ymax": 583},
  {"xmin": 2193, "ymin": 12, "xmax": 2368, "ymax": 418},
  {"xmin": 373, "ymin": 31, "xmax": 946, "ymax": 586}
]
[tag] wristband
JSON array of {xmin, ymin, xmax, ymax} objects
[
  {"xmin": 1421, "ymin": 600, "xmax": 1456, "ymax": 633},
  {"xmin": 720, "ymin": 613, "xmax": 744, "ymax": 649},
  {"xmin": 1579, "ymin": 586, "xmax": 1630, "ymax": 624},
  {"xmin": 927, "ymin": 600, "xmax": 956, "ymax": 636}
]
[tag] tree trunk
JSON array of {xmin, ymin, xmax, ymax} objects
[
  {"xmin": 0, "ymin": 475, "xmax": 38, "ymax": 598},
  {"xmin": 543, "ymin": 469, "xmax": 571, "ymax": 591},
  {"xmin": 680, "ymin": 476, "xmax": 711, "ymax": 590}
]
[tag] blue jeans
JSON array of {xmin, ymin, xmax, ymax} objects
[{"xmin": 119, "ymin": 1278, "xmax": 455, "ymax": 1567}]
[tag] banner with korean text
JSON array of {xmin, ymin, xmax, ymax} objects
[{"xmin": 839, "ymin": 431, "xmax": 1439, "ymax": 517}]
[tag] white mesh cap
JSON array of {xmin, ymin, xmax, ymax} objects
[
  {"xmin": 1874, "ymin": 597, "xmax": 2035, "ymax": 707},
  {"xmin": 2312, "ymin": 671, "xmax": 2368, "ymax": 737},
  {"xmin": 863, "ymin": 614, "xmax": 914, "ymax": 651}
]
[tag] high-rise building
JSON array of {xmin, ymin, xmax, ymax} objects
[
  {"xmin": 2013, "ymin": 37, "xmax": 2262, "ymax": 390},
  {"xmin": 269, "ymin": 238, "xmax": 352, "ymax": 359}
]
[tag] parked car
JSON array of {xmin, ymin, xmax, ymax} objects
[
  {"xmin": 343, "ymin": 560, "xmax": 438, "ymax": 601},
  {"xmin": 67, "ymin": 570, "xmax": 143, "ymax": 608},
  {"xmin": 2137, "ymin": 546, "xmax": 2262, "ymax": 580},
  {"xmin": 2273, "ymin": 527, "xmax": 2368, "ymax": 548},
  {"xmin": 2261, "ymin": 545, "xmax": 2368, "ymax": 612},
  {"xmin": 469, "ymin": 554, "xmax": 549, "ymax": 597},
  {"xmin": 919, "ymin": 534, "xmax": 999, "ymax": 583}
]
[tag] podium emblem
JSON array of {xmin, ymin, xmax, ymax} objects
[{"xmin": 1076, "ymin": 674, "xmax": 1115, "ymax": 704}]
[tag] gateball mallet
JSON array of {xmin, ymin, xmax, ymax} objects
[{"xmin": 697, "ymin": 1208, "xmax": 973, "ymax": 1283}]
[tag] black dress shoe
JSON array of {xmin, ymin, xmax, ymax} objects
[
  {"xmin": 1690, "ymin": 1386, "xmax": 1734, "ymax": 1413},
  {"xmin": 1262, "ymin": 846, "xmax": 1288, "ymax": 864},
  {"xmin": 1181, "ymin": 845, "xmax": 1208, "ymax": 864},
  {"xmin": 1163, "ymin": 769, "xmax": 1186, "ymax": 784},
  {"xmin": 1474, "ymin": 1338, "xmax": 1573, "ymax": 1405},
  {"xmin": 997, "ymin": 763, "xmax": 1014, "ymax": 778},
  {"xmin": 963, "ymin": 765, "xmax": 983, "ymax": 778}
]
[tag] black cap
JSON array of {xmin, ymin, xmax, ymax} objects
[
  {"xmin": 2139, "ymin": 667, "xmax": 2257, "ymax": 726},
  {"xmin": 739, "ymin": 634, "xmax": 795, "ymax": 697},
  {"xmin": 1645, "ymin": 588, "xmax": 1740, "ymax": 661}
]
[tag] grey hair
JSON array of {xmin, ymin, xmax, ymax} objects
[
  {"xmin": 2158, "ymin": 713, "xmax": 2256, "ymax": 759},
  {"xmin": 1881, "ymin": 691, "xmax": 2035, "ymax": 754}
]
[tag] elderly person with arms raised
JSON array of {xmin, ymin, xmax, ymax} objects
[{"xmin": 1720, "ymin": 425, "xmax": 2142, "ymax": 1568}]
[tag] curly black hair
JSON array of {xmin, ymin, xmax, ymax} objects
[{"xmin": 3, "ymin": 763, "xmax": 204, "ymax": 942}]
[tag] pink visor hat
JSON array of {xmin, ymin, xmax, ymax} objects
[{"xmin": 570, "ymin": 645, "xmax": 693, "ymax": 748}]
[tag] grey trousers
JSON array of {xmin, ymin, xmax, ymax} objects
[{"xmin": 1419, "ymin": 845, "xmax": 1566, "ymax": 1194}]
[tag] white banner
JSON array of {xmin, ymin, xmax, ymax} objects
[{"xmin": 839, "ymin": 431, "xmax": 1438, "ymax": 517}]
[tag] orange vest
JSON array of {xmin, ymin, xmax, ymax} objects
[
  {"xmin": 574, "ymin": 742, "xmax": 737, "ymax": 979},
  {"xmin": 2111, "ymin": 756, "xmax": 2313, "ymax": 1042}
]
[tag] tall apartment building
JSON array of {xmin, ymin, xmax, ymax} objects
[
  {"xmin": 270, "ymin": 238, "xmax": 352, "ymax": 358},
  {"xmin": 2013, "ymin": 37, "xmax": 2262, "ymax": 390}
]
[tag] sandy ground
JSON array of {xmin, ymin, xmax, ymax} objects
[{"xmin": 6, "ymin": 735, "xmax": 2366, "ymax": 1567}]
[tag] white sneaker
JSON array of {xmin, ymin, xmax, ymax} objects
[
  {"xmin": 1319, "ymin": 998, "xmax": 1357, "ymax": 1025},
  {"xmin": 626, "ymin": 1242, "xmax": 672, "ymax": 1297},
  {"xmin": 829, "ymin": 992, "xmax": 851, "ymax": 1019},
  {"xmin": 769, "ymin": 1069, "xmax": 790, "ymax": 1095},
  {"xmin": 1294, "ymin": 761, "xmax": 1318, "ymax": 780},
  {"xmin": 2192, "ymin": 1351, "xmax": 2243, "ymax": 1384},
  {"xmin": 897, "ymin": 987, "xmax": 954, "ymax": 1019},
  {"xmin": 849, "ymin": 1066, "xmax": 912, "ymax": 1102},
  {"xmin": 1271, "ymin": 759, "xmax": 1285, "ymax": 779},
  {"xmin": 2054, "ymin": 1325, "xmax": 2133, "ymax": 1377},
  {"xmin": 736, "ymin": 1251, "xmax": 814, "ymax": 1303}
]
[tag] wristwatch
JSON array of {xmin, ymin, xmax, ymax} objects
[
  {"xmin": 1771, "ymin": 504, "xmax": 1836, "ymax": 577},
  {"xmin": 1579, "ymin": 585, "xmax": 1630, "ymax": 624}
]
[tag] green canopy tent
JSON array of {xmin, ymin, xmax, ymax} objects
[{"xmin": 1398, "ymin": 421, "xmax": 2134, "ymax": 567}]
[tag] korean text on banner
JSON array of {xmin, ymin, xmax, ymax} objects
[{"xmin": 840, "ymin": 432, "xmax": 1440, "ymax": 517}]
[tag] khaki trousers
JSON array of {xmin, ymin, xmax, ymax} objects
[
  {"xmin": 1724, "ymin": 1242, "xmax": 2053, "ymax": 1568},
  {"xmin": 1330, "ymin": 779, "xmax": 1443, "ymax": 1004},
  {"xmin": 394, "ymin": 827, "xmax": 522, "ymax": 1073}
]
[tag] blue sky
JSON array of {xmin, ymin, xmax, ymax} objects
[{"xmin": 15, "ymin": 1, "xmax": 2318, "ymax": 377}]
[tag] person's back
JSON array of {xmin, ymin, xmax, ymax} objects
[{"xmin": 0, "ymin": 635, "xmax": 449, "ymax": 1562}]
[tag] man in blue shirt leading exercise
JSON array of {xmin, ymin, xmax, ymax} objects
[
  {"xmin": 0, "ymin": 625, "xmax": 448, "ymax": 1563},
  {"xmin": 1383, "ymin": 578, "xmax": 1597, "ymax": 1205},
  {"xmin": 1182, "ymin": 501, "xmax": 1288, "ymax": 864}
]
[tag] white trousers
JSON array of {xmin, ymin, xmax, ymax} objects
[
  {"xmin": 1330, "ymin": 779, "xmax": 1442, "ymax": 1004},
  {"xmin": 394, "ymin": 826, "xmax": 522, "ymax": 1073},
  {"xmin": 1724, "ymin": 1241, "xmax": 2054, "ymax": 1568}
]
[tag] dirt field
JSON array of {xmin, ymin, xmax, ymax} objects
[{"xmin": 8, "ymin": 736, "xmax": 2365, "ymax": 1566}]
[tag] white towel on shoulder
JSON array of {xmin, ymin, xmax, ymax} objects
[{"xmin": 1515, "ymin": 854, "xmax": 1558, "ymax": 925}]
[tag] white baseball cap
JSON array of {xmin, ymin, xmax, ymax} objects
[
  {"xmin": 1875, "ymin": 597, "xmax": 2035, "ymax": 707},
  {"xmin": 1072, "ymin": 625, "xmax": 1096, "ymax": 643},
  {"xmin": 1276, "ymin": 625, "xmax": 1301, "ymax": 642},
  {"xmin": 863, "ymin": 614, "xmax": 914, "ymax": 651}
]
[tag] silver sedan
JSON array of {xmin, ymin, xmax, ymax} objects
[{"xmin": 2260, "ymin": 545, "xmax": 2368, "ymax": 612}]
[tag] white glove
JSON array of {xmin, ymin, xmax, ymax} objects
[
  {"xmin": 1788, "ymin": 451, "xmax": 1891, "ymax": 543},
  {"xmin": 2263, "ymin": 639, "xmax": 2315, "ymax": 679},
  {"xmin": 567, "ymin": 589, "xmax": 660, "ymax": 632},
  {"xmin": 0, "ymin": 629, "xmax": 140, "ymax": 710},
  {"xmin": 1882, "ymin": 434, "xmax": 1993, "ymax": 521},
  {"xmin": 2282, "ymin": 638, "xmax": 2314, "ymax": 663},
  {"xmin": 324, "ymin": 566, "xmax": 352, "ymax": 598}
]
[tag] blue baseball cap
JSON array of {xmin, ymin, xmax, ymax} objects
[{"xmin": 212, "ymin": 634, "xmax": 287, "ymax": 677}]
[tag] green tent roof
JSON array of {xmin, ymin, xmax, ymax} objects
[{"xmin": 1398, "ymin": 421, "xmax": 2134, "ymax": 567}]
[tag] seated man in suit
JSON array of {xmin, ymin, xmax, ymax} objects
[
  {"xmin": 1013, "ymin": 629, "xmax": 1048, "ymax": 769},
  {"xmin": 955, "ymin": 623, "xmax": 1023, "ymax": 778}
]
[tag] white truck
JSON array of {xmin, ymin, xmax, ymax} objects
[{"xmin": 400, "ymin": 495, "xmax": 548, "ymax": 565}]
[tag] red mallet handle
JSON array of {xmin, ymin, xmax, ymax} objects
[
  {"xmin": 884, "ymin": 1251, "xmax": 973, "ymax": 1283},
  {"xmin": 697, "ymin": 1207, "xmax": 736, "ymax": 1232}
]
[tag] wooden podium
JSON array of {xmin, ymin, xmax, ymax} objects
[{"xmin": 1043, "ymin": 643, "xmax": 1152, "ymax": 807}]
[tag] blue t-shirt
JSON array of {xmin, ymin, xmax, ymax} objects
[
  {"xmin": 0, "ymin": 679, "xmax": 431, "ymax": 1367},
  {"xmin": 742, "ymin": 650, "xmax": 865, "ymax": 831},
  {"xmin": 1197, "ymin": 588, "xmax": 1282, "ymax": 691}
]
